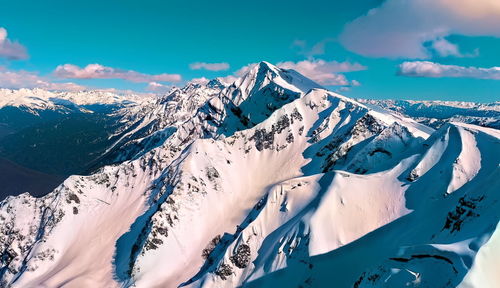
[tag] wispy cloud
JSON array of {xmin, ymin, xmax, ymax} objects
[
  {"xmin": 189, "ymin": 77, "xmax": 211, "ymax": 84},
  {"xmin": 43, "ymin": 82, "xmax": 86, "ymax": 91},
  {"xmin": 0, "ymin": 68, "xmax": 85, "ymax": 91},
  {"xmin": 398, "ymin": 61, "xmax": 500, "ymax": 79},
  {"xmin": 429, "ymin": 38, "xmax": 463, "ymax": 58},
  {"xmin": 189, "ymin": 62, "xmax": 230, "ymax": 71},
  {"xmin": 276, "ymin": 59, "xmax": 366, "ymax": 86},
  {"xmin": 340, "ymin": 0, "xmax": 500, "ymax": 58},
  {"xmin": 145, "ymin": 81, "xmax": 171, "ymax": 93},
  {"xmin": 291, "ymin": 38, "xmax": 335, "ymax": 58},
  {"xmin": 54, "ymin": 63, "xmax": 182, "ymax": 83},
  {"xmin": 0, "ymin": 27, "xmax": 28, "ymax": 60}
]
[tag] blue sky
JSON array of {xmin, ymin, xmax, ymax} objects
[{"xmin": 0, "ymin": 0, "xmax": 499, "ymax": 101}]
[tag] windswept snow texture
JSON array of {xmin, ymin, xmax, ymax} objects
[{"xmin": 0, "ymin": 62, "xmax": 499, "ymax": 288}]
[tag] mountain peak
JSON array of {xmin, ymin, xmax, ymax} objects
[
  {"xmin": 226, "ymin": 61, "xmax": 322, "ymax": 106},
  {"xmin": 255, "ymin": 61, "xmax": 281, "ymax": 75}
]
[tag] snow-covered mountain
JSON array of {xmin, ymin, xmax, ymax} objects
[
  {"xmin": 0, "ymin": 88, "xmax": 152, "ymax": 112},
  {"xmin": 358, "ymin": 99, "xmax": 500, "ymax": 129},
  {"xmin": 0, "ymin": 62, "xmax": 498, "ymax": 288}
]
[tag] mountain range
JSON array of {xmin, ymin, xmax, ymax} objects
[{"xmin": 0, "ymin": 62, "xmax": 498, "ymax": 288}]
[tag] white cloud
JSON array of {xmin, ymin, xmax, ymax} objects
[
  {"xmin": 276, "ymin": 59, "xmax": 366, "ymax": 86},
  {"xmin": 337, "ymin": 86, "xmax": 351, "ymax": 92},
  {"xmin": 189, "ymin": 62, "xmax": 230, "ymax": 71},
  {"xmin": 0, "ymin": 68, "xmax": 85, "ymax": 91},
  {"xmin": 189, "ymin": 77, "xmax": 210, "ymax": 84},
  {"xmin": 145, "ymin": 81, "xmax": 172, "ymax": 93},
  {"xmin": 351, "ymin": 80, "xmax": 361, "ymax": 86},
  {"xmin": 54, "ymin": 63, "xmax": 182, "ymax": 83},
  {"xmin": 43, "ymin": 82, "xmax": 86, "ymax": 91},
  {"xmin": 94, "ymin": 87, "xmax": 155, "ymax": 96},
  {"xmin": 0, "ymin": 27, "xmax": 28, "ymax": 60},
  {"xmin": 430, "ymin": 38, "xmax": 462, "ymax": 57},
  {"xmin": 340, "ymin": 0, "xmax": 500, "ymax": 58},
  {"xmin": 398, "ymin": 61, "xmax": 500, "ymax": 79}
]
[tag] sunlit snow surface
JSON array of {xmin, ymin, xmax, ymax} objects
[{"xmin": 0, "ymin": 63, "xmax": 498, "ymax": 288}]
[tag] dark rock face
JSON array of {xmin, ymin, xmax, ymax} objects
[
  {"xmin": 250, "ymin": 114, "xmax": 294, "ymax": 151},
  {"xmin": 290, "ymin": 108, "xmax": 303, "ymax": 123},
  {"xmin": 67, "ymin": 193, "xmax": 80, "ymax": 204},
  {"xmin": 206, "ymin": 167, "xmax": 220, "ymax": 181},
  {"xmin": 230, "ymin": 243, "xmax": 251, "ymax": 269},
  {"xmin": 407, "ymin": 170, "xmax": 419, "ymax": 182},
  {"xmin": 250, "ymin": 128, "xmax": 276, "ymax": 151},
  {"xmin": 215, "ymin": 263, "xmax": 233, "ymax": 280},
  {"xmin": 443, "ymin": 196, "xmax": 483, "ymax": 233},
  {"xmin": 275, "ymin": 115, "xmax": 290, "ymax": 134},
  {"xmin": 318, "ymin": 114, "xmax": 386, "ymax": 172},
  {"xmin": 202, "ymin": 235, "xmax": 221, "ymax": 260}
]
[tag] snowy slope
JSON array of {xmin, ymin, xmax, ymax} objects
[
  {"xmin": 239, "ymin": 123, "xmax": 499, "ymax": 288},
  {"xmin": 459, "ymin": 222, "xmax": 500, "ymax": 288},
  {"xmin": 0, "ymin": 62, "xmax": 498, "ymax": 288}
]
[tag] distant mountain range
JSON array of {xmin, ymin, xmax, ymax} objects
[
  {"xmin": 0, "ymin": 89, "xmax": 153, "ymax": 198},
  {"xmin": 358, "ymin": 98, "xmax": 499, "ymax": 129},
  {"xmin": 0, "ymin": 62, "xmax": 498, "ymax": 288}
]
